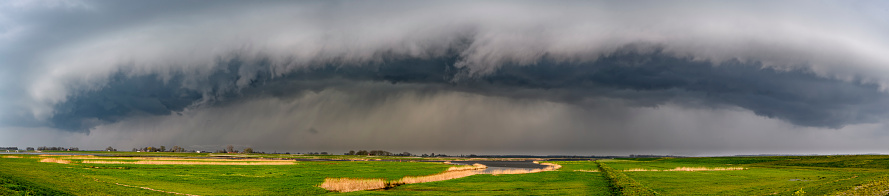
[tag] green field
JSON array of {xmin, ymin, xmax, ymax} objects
[{"xmin": 2, "ymin": 153, "xmax": 889, "ymax": 195}]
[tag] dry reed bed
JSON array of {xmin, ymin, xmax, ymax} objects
[
  {"xmin": 318, "ymin": 178, "xmax": 388, "ymax": 193},
  {"xmin": 622, "ymin": 167, "xmax": 747, "ymax": 172},
  {"xmin": 39, "ymin": 154, "xmax": 88, "ymax": 157},
  {"xmin": 68, "ymin": 157, "xmax": 292, "ymax": 162},
  {"xmin": 399, "ymin": 169, "xmax": 482, "ymax": 184},
  {"xmin": 39, "ymin": 158, "xmax": 71, "ymax": 164},
  {"xmin": 446, "ymin": 163, "xmax": 487, "ymax": 171},
  {"xmin": 80, "ymin": 160, "xmax": 295, "ymax": 165},
  {"xmin": 320, "ymin": 162, "xmax": 564, "ymax": 192}
]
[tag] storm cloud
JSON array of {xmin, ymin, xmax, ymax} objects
[{"xmin": 2, "ymin": 1, "xmax": 889, "ymax": 155}]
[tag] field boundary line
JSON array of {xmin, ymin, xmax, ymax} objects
[
  {"xmin": 87, "ymin": 176, "xmax": 200, "ymax": 196},
  {"xmin": 596, "ymin": 161, "xmax": 659, "ymax": 196}
]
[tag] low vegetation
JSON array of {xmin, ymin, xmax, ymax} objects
[
  {"xmin": 836, "ymin": 175, "xmax": 889, "ymax": 196},
  {"xmin": 3, "ymin": 153, "xmax": 889, "ymax": 195},
  {"xmin": 597, "ymin": 161, "xmax": 659, "ymax": 196}
]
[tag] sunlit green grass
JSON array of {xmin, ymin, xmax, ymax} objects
[
  {"xmin": 0, "ymin": 155, "xmax": 452, "ymax": 195},
  {"xmin": 4, "ymin": 154, "xmax": 889, "ymax": 195},
  {"xmin": 606, "ymin": 156, "xmax": 889, "ymax": 195},
  {"xmin": 37, "ymin": 151, "xmax": 450, "ymax": 160}
]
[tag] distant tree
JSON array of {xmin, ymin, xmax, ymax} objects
[
  {"xmin": 226, "ymin": 145, "xmax": 234, "ymax": 153},
  {"xmin": 320, "ymin": 152, "xmax": 328, "ymax": 155},
  {"xmin": 26, "ymin": 147, "xmax": 34, "ymax": 151},
  {"xmin": 159, "ymin": 146, "xmax": 166, "ymax": 152},
  {"xmin": 243, "ymin": 148, "xmax": 253, "ymax": 153},
  {"xmin": 356, "ymin": 150, "xmax": 368, "ymax": 155},
  {"xmin": 349, "ymin": 150, "xmax": 356, "ymax": 155},
  {"xmin": 106, "ymin": 146, "xmax": 115, "ymax": 151},
  {"xmin": 401, "ymin": 152, "xmax": 411, "ymax": 156},
  {"xmin": 171, "ymin": 146, "xmax": 184, "ymax": 152},
  {"xmin": 132, "ymin": 148, "xmax": 138, "ymax": 152}
]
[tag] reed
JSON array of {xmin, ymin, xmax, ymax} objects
[
  {"xmin": 623, "ymin": 168, "xmax": 657, "ymax": 172},
  {"xmin": 320, "ymin": 162, "xmax": 564, "ymax": 192},
  {"xmin": 81, "ymin": 160, "xmax": 295, "ymax": 165},
  {"xmin": 665, "ymin": 167, "xmax": 746, "ymax": 171},
  {"xmin": 622, "ymin": 167, "xmax": 747, "ymax": 172},
  {"xmin": 318, "ymin": 178, "xmax": 388, "ymax": 192},
  {"xmin": 446, "ymin": 163, "xmax": 487, "ymax": 171},
  {"xmin": 398, "ymin": 170, "xmax": 480, "ymax": 184},
  {"xmin": 39, "ymin": 158, "xmax": 70, "ymax": 164},
  {"xmin": 71, "ymin": 157, "xmax": 292, "ymax": 162}
]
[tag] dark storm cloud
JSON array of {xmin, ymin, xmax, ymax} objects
[
  {"xmin": 3, "ymin": 1, "xmax": 889, "ymax": 155},
  {"xmin": 46, "ymin": 49, "xmax": 889, "ymax": 131}
]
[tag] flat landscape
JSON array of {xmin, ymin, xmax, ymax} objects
[{"xmin": 2, "ymin": 152, "xmax": 889, "ymax": 195}]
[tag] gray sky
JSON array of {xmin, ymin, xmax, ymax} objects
[{"xmin": 1, "ymin": 0, "xmax": 889, "ymax": 156}]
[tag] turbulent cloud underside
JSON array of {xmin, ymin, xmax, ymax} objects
[{"xmin": 1, "ymin": 1, "xmax": 889, "ymax": 155}]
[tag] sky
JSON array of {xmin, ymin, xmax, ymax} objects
[{"xmin": 1, "ymin": 0, "xmax": 889, "ymax": 156}]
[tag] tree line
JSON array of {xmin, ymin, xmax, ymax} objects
[
  {"xmin": 131, "ymin": 145, "xmax": 189, "ymax": 152},
  {"xmin": 214, "ymin": 145, "xmax": 254, "ymax": 154},
  {"xmin": 347, "ymin": 150, "xmax": 413, "ymax": 156},
  {"xmin": 36, "ymin": 146, "xmax": 79, "ymax": 151}
]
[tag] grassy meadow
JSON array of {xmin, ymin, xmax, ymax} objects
[{"xmin": 2, "ymin": 152, "xmax": 889, "ymax": 195}]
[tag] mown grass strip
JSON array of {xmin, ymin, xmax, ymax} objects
[{"xmin": 596, "ymin": 161, "xmax": 658, "ymax": 196}]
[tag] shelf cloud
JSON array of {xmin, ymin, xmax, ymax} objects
[{"xmin": 2, "ymin": 1, "xmax": 888, "ymax": 155}]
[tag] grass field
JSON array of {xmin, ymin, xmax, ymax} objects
[{"xmin": 2, "ymin": 152, "xmax": 889, "ymax": 195}]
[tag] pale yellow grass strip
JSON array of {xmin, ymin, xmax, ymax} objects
[
  {"xmin": 320, "ymin": 162, "xmax": 563, "ymax": 192},
  {"xmin": 39, "ymin": 158, "xmax": 70, "ymax": 164},
  {"xmin": 623, "ymin": 167, "xmax": 747, "ymax": 172},
  {"xmin": 446, "ymin": 163, "xmax": 487, "ymax": 171},
  {"xmin": 81, "ymin": 160, "xmax": 135, "ymax": 164},
  {"xmin": 70, "ymin": 157, "xmax": 292, "ymax": 162},
  {"xmin": 81, "ymin": 160, "xmax": 295, "ymax": 165},
  {"xmin": 318, "ymin": 178, "xmax": 388, "ymax": 192},
  {"xmin": 665, "ymin": 167, "xmax": 746, "ymax": 171},
  {"xmin": 398, "ymin": 170, "xmax": 480, "ymax": 184},
  {"xmin": 623, "ymin": 168, "xmax": 658, "ymax": 172},
  {"xmin": 574, "ymin": 169, "xmax": 599, "ymax": 172},
  {"xmin": 39, "ymin": 154, "xmax": 88, "ymax": 157},
  {"xmin": 1, "ymin": 156, "xmax": 22, "ymax": 158}
]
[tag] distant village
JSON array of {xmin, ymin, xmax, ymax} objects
[
  {"xmin": 0, "ymin": 146, "xmax": 450, "ymax": 157},
  {"xmin": 1, "ymin": 146, "xmax": 691, "ymax": 158}
]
